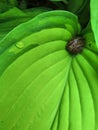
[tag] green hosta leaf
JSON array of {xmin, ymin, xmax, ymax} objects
[
  {"xmin": 0, "ymin": 7, "xmax": 30, "ymax": 34},
  {"xmin": 0, "ymin": 41, "xmax": 71, "ymax": 130},
  {"xmin": 82, "ymin": 22, "xmax": 98, "ymax": 52},
  {"xmin": 0, "ymin": 10, "xmax": 80, "ymax": 74},
  {"xmin": 0, "ymin": 10, "xmax": 98, "ymax": 130},
  {"xmin": 0, "ymin": 7, "xmax": 29, "ymax": 40},
  {"xmin": 0, "ymin": 6, "xmax": 50, "ymax": 40},
  {"xmin": 67, "ymin": 0, "xmax": 84, "ymax": 13},
  {"xmin": 0, "ymin": 2, "xmax": 13, "ymax": 13},
  {"xmin": 90, "ymin": 0, "xmax": 98, "ymax": 47},
  {"xmin": 0, "ymin": 35, "xmax": 98, "ymax": 130},
  {"xmin": 67, "ymin": 0, "xmax": 90, "ymax": 27}
]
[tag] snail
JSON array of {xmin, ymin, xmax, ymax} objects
[{"xmin": 66, "ymin": 36, "xmax": 85, "ymax": 54}]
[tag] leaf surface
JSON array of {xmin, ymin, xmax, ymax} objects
[
  {"xmin": 90, "ymin": 0, "xmax": 98, "ymax": 47},
  {"xmin": 0, "ymin": 10, "xmax": 98, "ymax": 130},
  {"xmin": 0, "ymin": 38, "xmax": 98, "ymax": 130}
]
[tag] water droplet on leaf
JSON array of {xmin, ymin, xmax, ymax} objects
[{"xmin": 15, "ymin": 42, "xmax": 24, "ymax": 49}]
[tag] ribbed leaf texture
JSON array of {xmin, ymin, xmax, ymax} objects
[
  {"xmin": 90, "ymin": 0, "xmax": 98, "ymax": 47},
  {"xmin": 0, "ymin": 10, "xmax": 98, "ymax": 130}
]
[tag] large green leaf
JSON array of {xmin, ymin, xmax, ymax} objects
[
  {"xmin": 67, "ymin": 0, "xmax": 90, "ymax": 27},
  {"xmin": 0, "ymin": 6, "xmax": 50, "ymax": 40},
  {"xmin": 0, "ymin": 10, "xmax": 98, "ymax": 130},
  {"xmin": 0, "ymin": 10, "xmax": 80, "ymax": 74},
  {"xmin": 90, "ymin": 0, "xmax": 98, "ymax": 47},
  {"xmin": 67, "ymin": 0, "xmax": 88, "ymax": 14},
  {"xmin": 0, "ymin": 7, "xmax": 30, "ymax": 40}
]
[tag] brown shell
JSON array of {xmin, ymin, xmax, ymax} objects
[{"xmin": 66, "ymin": 36, "xmax": 85, "ymax": 54}]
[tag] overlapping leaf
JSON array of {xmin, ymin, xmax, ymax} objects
[
  {"xmin": 0, "ymin": 10, "xmax": 98, "ymax": 130},
  {"xmin": 90, "ymin": 0, "xmax": 98, "ymax": 47},
  {"xmin": 0, "ymin": 6, "xmax": 50, "ymax": 40}
]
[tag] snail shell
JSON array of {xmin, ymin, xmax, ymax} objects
[{"xmin": 66, "ymin": 36, "xmax": 85, "ymax": 54}]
